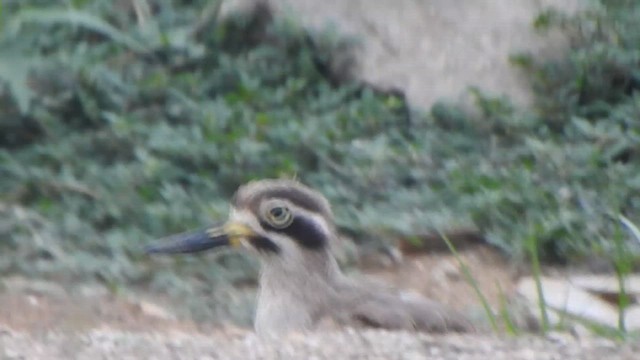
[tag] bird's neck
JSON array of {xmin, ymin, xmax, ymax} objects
[
  {"xmin": 254, "ymin": 249, "xmax": 347, "ymax": 334},
  {"xmin": 259, "ymin": 248, "xmax": 345, "ymax": 289}
]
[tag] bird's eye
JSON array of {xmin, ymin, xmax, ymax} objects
[{"xmin": 266, "ymin": 205, "xmax": 293, "ymax": 228}]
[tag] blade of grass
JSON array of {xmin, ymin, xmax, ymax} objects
[
  {"xmin": 525, "ymin": 227, "xmax": 549, "ymax": 333},
  {"xmin": 613, "ymin": 217, "xmax": 634, "ymax": 334},
  {"xmin": 437, "ymin": 230, "xmax": 499, "ymax": 332},
  {"xmin": 619, "ymin": 214, "xmax": 640, "ymax": 245},
  {"xmin": 496, "ymin": 281, "xmax": 518, "ymax": 336}
]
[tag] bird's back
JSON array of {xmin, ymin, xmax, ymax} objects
[{"xmin": 330, "ymin": 276, "xmax": 475, "ymax": 332}]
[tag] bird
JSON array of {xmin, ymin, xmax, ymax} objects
[{"xmin": 146, "ymin": 179, "xmax": 474, "ymax": 335}]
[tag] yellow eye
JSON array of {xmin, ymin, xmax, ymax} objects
[{"xmin": 266, "ymin": 205, "xmax": 293, "ymax": 228}]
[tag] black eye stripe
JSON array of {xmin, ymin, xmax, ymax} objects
[
  {"xmin": 259, "ymin": 216, "xmax": 326, "ymax": 249},
  {"xmin": 250, "ymin": 236, "xmax": 280, "ymax": 254}
]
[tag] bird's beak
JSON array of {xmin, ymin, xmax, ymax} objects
[{"xmin": 145, "ymin": 222, "xmax": 256, "ymax": 255}]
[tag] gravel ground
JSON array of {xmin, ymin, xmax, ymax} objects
[{"xmin": 1, "ymin": 328, "xmax": 637, "ymax": 360}]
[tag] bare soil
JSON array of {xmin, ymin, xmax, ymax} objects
[
  {"xmin": 0, "ymin": 247, "xmax": 637, "ymax": 359},
  {"xmin": 0, "ymin": 247, "xmax": 511, "ymax": 335}
]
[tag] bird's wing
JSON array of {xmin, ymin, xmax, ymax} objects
[
  {"xmin": 399, "ymin": 292, "xmax": 475, "ymax": 332},
  {"xmin": 350, "ymin": 296, "xmax": 416, "ymax": 330},
  {"xmin": 343, "ymin": 279, "xmax": 475, "ymax": 332}
]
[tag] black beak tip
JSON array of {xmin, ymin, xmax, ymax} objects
[
  {"xmin": 144, "ymin": 244, "xmax": 163, "ymax": 255},
  {"xmin": 143, "ymin": 228, "xmax": 230, "ymax": 255}
]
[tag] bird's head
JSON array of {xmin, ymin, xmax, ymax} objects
[{"xmin": 146, "ymin": 179, "xmax": 338, "ymax": 264}]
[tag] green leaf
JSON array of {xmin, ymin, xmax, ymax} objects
[
  {"xmin": 0, "ymin": 44, "xmax": 35, "ymax": 114},
  {"xmin": 8, "ymin": 8, "xmax": 147, "ymax": 53}
]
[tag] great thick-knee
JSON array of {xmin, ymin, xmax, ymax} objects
[{"xmin": 146, "ymin": 179, "xmax": 474, "ymax": 335}]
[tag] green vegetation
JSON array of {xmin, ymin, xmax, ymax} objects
[{"xmin": 0, "ymin": 0, "xmax": 639, "ymax": 324}]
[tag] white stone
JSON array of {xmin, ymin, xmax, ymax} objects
[
  {"xmin": 516, "ymin": 276, "xmax": 640, "ymax": 330},
  {"xmin": 569, "ymin": 274, "xmax": 640, "ymax": 296}
]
